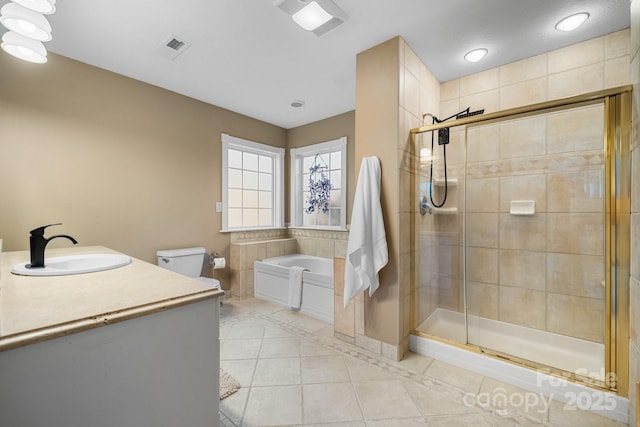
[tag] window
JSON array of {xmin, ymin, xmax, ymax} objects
[
  {"xmin": 221, "ymin": 133, "xmax": 284, "ymax": 231},
  {"xmin": 290, "ymin": 137, "xmax": 347, "ymax": 230}
]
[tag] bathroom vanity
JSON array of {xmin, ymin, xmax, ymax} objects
[{"xmin": 0, "ymin": 245, "xmax": 223, "ymax": 427}]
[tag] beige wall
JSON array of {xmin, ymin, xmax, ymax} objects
[
  {"xmin": 0, "ymin": 52, "xmax": 286, "ymax": 280},
  {"xmin": 286, "ymin": 111, "xmax": 355, "ymax": 225},
  {"xmin": 355, "ymin": 37, "xmax": 401, "ymax": 348},
  {"xmin": 629, "ymin": 0, "xmax": 640, "ymax": 424}
]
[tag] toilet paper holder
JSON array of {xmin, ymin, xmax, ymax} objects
[{"xmin": 207, "ymin": 251, "xmax": 226, "ymax": 270}]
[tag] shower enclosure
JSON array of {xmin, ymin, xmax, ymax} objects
[{"xmin": 410, "ymin": 86, "xmax": 631, "ymax": 395}]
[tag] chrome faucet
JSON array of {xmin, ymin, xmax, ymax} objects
[{"xmin": 26, "ymin": 223, "xmax": 78, "ymax": 269}]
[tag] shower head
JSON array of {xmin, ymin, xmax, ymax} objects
[{"xmin": 456, "ymin": 109, "xmax": 484, "ymax": 119}]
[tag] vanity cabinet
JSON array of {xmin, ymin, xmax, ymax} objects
[{"xmin": 0, "ymin": 246, "xmax": 222, "ymax": 427}]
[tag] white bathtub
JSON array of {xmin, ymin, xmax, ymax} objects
[{"xmin": 254, "ymin": 254, "xmax": 334, "ymax": 323}]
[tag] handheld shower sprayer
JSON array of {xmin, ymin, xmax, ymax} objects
[{"xmin": 420, "ymin": 107, "xmax": 484, "ymax": 213}]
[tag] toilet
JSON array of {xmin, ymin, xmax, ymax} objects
[{"xmin": 156, "ymin": 247, "xmax": 220, "ymax": 290}]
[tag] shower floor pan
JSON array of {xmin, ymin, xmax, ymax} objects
[{"xmin": 415, "ymin": 308, "xmax": 605, "ymax": 380}]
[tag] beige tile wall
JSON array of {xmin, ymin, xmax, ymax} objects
[
  {"xmin": 229, "ymin": 237, "xmax": 297, "ymax": 298},
  {"xmin": 629, "ymin": 0, "xmax": 640, "ymax": 424},
  {"xmin": 227, "ymin": 228, "xmax": 348, "ymax": 299},
  {"xmin": 402, "ymin": 39, "xmax": 445, "ymax": 340},
  {"xmin": 464, "ymin": 103, "xmax": 606, "ymax": 343}
]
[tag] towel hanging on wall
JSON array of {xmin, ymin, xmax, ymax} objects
[{"xmin": 344, "ymin": 156, "xmax": 388, "ymax": 307}]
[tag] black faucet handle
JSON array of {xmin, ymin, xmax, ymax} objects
[{"xmin": 29, "ymin": 223, "xmax": 63, "ymax": 236}]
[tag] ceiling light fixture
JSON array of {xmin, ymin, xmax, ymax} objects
[
  {"xmin": 293, "ymin": 2, "xmax": 332, "ymax": 31},
  {"xmin": 464, "ymin": 48, "xmax": 488, "ymax": 63},
  {"xmin": 555, "ymin": 12, "xmax": 589, "ymax": 32},
  {"xmin": 275, "ymin": 0, "xmax": 348, "ymax": 36},
  {"xmin": 12, "ymin": 0, "xmax": 55, "ymax": 15},
  {"xmin": 291, "ymin": 100, "xmax": 305, "ymax": 108},
  {"xmin": 0, "ymin": 0, "xmax": 56, "ymax": 63},
  {"xmin": 0, "ymin": 2, "xmax": 52, "ymax": 42},
  {"xmin": 1, "ymin": 30, "xmax": 47, "ymax": 63}
]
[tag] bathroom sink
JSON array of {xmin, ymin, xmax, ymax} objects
[{"xmin": 11, "ymin": 254, "xmax": 132, "ymax": 276}]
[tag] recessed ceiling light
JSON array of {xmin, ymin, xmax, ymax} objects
[
  {"xmin": 464, "ymin": 48, "xmax": 488, "ymax": 63},
  {"xmin": 555, "ymin": 12, "xmax": 589, "ymax": 32},
  {"xmin": 291, "ymin": 100, "xmax": 305, "ymax": 108}
]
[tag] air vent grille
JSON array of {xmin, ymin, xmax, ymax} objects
[
  {"xmin": 155, "ymin": 34, "xmax": 191, "ymax": 60},
  {"xmin": 166, "ymin": 38, "xmax": 185, "ymax": 50}
]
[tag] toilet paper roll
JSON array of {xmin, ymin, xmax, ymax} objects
[{"xmin": 213, "ymin": 257, "xmax": 226, "ymax": 270}]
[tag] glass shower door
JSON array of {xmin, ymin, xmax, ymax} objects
[{"xmin": 464, "ymin": 102, "xmax": 607, "ymax": 380}]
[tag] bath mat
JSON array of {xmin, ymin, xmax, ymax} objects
[{"xmin": 219, "ymin": 369, "xmax": 241, "ymax": 400}]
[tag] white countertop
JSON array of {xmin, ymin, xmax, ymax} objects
[{"xmin": 0, "ymin": 245, "xmax": 223, "ymax": 350}]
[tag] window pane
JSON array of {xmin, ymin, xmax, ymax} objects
[
  {"xmin": 228, "ymin": 208, "xmax": 243, "ymax": 227},
  {"xmin": 259, "ymin": 191, "xmax": 272, "ymax": 208},
  {"xmin": 229, "ymin": 189, "xmax": 243, "ymax": 208},
  {"xmin": 330, "ymin": 170, "xmax": 341, "ymax": 189},
  {"xmin": 243, "ymin": 152, "xmax": 258, "ymax": 171},
  {"xmin": 243, "ymin": 209, "xmax": 258, "ymax": 226},
  {"xmin": 243, "ymin": 190, "xmax": 258, "ymax": 208},
  {"xmin": 303, "ymin": 191, "xmax": 310, "ymax": 211},
  {"xmin": 228, "ymin": 168, "xmax": 243, "ymax": 188},
  {"xmin": 330, "ymin": 151, "xmax": 341, "ymax": 169},
  {"xmin": 330, "ymin": 208, "xmax": 341, "ymax": 226},
  {"xmin": 228, "ymin": 149, "xmax": 243, "ymax": 169},
  {"xmin": 243, "ymin": 170, "xmax": 258, "ymax": 190},
  {"xmin": 259, "ymin": 155, "xmax": 272, "ymax": 173},
  {"xmin": 258, "ymin": 209, "xmax": 272, "ymax": 226},
  {"xmin": 258, "ymin": 173, "xmax": 272, "ymax": 191},
  {"xmin": 302, "ymin": 210, "xmax": 314, "ymax": 225},
  {"xmin": 330, "ymin": 189, "xmax": 341, "ymax": 207},
  {"xmin": 315, "ymin": 211, "xmax": 330, "ymax": 225},
  {"xmin": 303, "ymin": 156, "xmax": 314, "ymax": 172},
  {"xmin": 318, "ymin": 153, "xmax": 330, "ymax": 168}
]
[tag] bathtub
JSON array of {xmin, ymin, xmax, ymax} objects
[{"xmin": 254, "ymin": 254, "xmax": 334, "ymax": 323}]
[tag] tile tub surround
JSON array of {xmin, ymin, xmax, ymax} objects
[
  {"xmin": 229, "ymin": 238, "xmax": 297, "ymax": 299},
  {"xmin": 228, "ymin": 229, "xmax": 348, "ymax": 299},
  {"xmin": 218, "ymin": 297, "xmax": 627, "ymax": 427}
]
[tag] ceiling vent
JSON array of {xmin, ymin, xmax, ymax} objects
[{"xmin": 155, "ymin": 34, "xmax": 191, "ymax": 60}]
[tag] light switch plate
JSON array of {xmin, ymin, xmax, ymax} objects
[{"xmin": 215, "ymin": 202, "xmax": 222, "ymax": 212}]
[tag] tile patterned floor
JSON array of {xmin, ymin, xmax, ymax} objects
[{"xmin": 218, "ymin": 298, "xmax": 628, "ymax": 427}]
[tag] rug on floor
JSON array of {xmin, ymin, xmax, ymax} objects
[{"xmin": 219, "ymin": 369, "xmax": 240, "ymax": 400}]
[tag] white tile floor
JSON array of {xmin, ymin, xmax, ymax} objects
[{"xmin": 218, "ymin": 298, "xmax": 628, "ymax": 427}]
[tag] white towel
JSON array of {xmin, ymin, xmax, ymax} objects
[
  {"xmin": 344, "ymin": 157, "xmax": 388, "ymax": 307},
  {"xmin": 288, "ymin": 266, "xmax": 307, "ymax": 310}
]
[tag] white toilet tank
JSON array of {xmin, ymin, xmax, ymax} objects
[{"xmin": 156, "ymin": 247, "xmax": 206, "ymax": 278}]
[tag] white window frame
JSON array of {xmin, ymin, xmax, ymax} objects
[
  {"xmin": 221, "ymin": 133, "xmax": 285, "ymax": 232},
  {"xmin": 290, "ymin": 136, "xmax": 347, "ymax": 230}
]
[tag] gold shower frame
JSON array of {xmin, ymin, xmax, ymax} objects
[{"xmin": 410, "ymin": 85, "xmax": 632, "ymax": 395}]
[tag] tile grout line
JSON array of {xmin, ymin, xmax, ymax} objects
[{"xmin": 222, "ymin": 306, "xmax": 551, "ymax": 426}]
